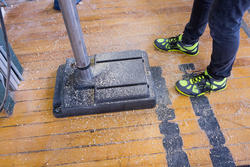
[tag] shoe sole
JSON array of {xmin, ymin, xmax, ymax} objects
[
  {"xmin": 153, "ymin": 43, "xmax": 199, "ymax": 57},
  {"xmin": 175, "ymin": 85, "xmax": 227, "ymax": 97}
]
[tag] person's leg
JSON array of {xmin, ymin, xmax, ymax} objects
[
  {"xmin": 54, "ymin": 0, "xmax": 82, "ymax": 11},
  {"xmin": 182, "ymin": 0, "xmax": 214, "ymax": 45},
  {"xmin": 175, "ymin": 0, "xmax": 250, "ymax": 97},
  {"xmin": 153, "ymin": 0, "xmax": 214, "ymax": 56},
  {"xmin": 207, "ymin": 0, "xmax": 250, "ymax": 79}
]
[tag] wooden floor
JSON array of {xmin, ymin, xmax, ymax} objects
[{"xmin": 0, "ymin": 0, "xmax": 250, "ymax": 166}]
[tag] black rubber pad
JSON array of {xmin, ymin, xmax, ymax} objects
[{"xmin": 53, "ymin": 50, "xmax": 156, "ymax": 117}]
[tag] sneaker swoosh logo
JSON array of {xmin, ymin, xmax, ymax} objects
[
  {"xmin": 177, "ymin": 43, "xmax": 198, "ymax": 52},
  {"xmin": 213, "ymin": 78, "xmax": 226, "ymax": 85}
]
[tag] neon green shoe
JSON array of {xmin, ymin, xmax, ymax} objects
[
  {"xmin": 153, "ymin": 34, "xmax": 199, "ymax": 56},
  {"xmin": 175, "ymin": 70, "xmax": 227, "ymax": 97}
]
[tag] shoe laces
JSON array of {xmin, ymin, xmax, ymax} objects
[
  {"xmin": 168, "ymin": 35, "xmax": 179, "ymax": 47},
  {"xmin": 192, "ymin": 72, "xmax": 206, "ymax": 83},
  {"xmin": 190, "ymin": 71, "xmax": 212, "ymax": 91}
]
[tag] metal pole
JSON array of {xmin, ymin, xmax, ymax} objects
[{"xmin": 59, "ymin": 0, "xmax": 93, "ymax": 81}]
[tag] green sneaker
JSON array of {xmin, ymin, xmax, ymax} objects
[
  {"xmin": 153, "ymin": 34, "xmax": 199, "ymax": 56},
  {"xmin": 175, "ymin": 70, "xmax": 227, "ymax": 97}
]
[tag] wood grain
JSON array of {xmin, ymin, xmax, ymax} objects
[{"xmin": 0, "ymin": 0, "xmax": 249, "ymax": 166}]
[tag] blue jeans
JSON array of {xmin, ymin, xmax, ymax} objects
[
  {"xmin": 54, "ymin": 0, "xmax": 82, "ymax": 10},
  {"xmin": 182, "ymin": 0, "xmax": 250, "ymax": 79}
]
